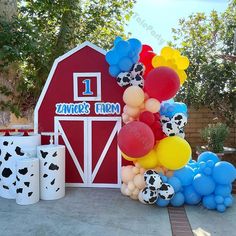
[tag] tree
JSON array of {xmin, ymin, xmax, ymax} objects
[
  {"xmin": 170, "ymin": 0, "xmax": 236, "ymax": 124},
  {"xmin": 0, "ymin": 0, "xmax": 135, "ymax": 116}
]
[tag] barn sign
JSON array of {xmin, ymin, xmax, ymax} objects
[{"xmin": 34, "ymin": 41, "xmax": 127, "ymax": 188}]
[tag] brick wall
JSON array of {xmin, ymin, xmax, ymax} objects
[{"xmin": 185, "ymin": 107, "xmax": 236, "ymax": 158}]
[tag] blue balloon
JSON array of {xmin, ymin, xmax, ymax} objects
[
  {"xmin": 170, "ymin": 192, "xmax": 185, "ymax": 207},
  {"xmin": 224, "ymin": 196, "xmax": 234, "ymax": 207},
  {"xmin": 118, "ymin": 57, "xmax": 133, "ymax": 71},
  {"xmin": 217, "ymin": 204, "xmax": 226, "ymax": 213},
  {"xmin": 197, "ymin": 152, "xmax": 220, "ymax": 164},
  {"xmin": 105, "ymin": 50, "xmax": 120, "ymax": 65},
  {"xmin": 174, "ymin": 166, "xmax": 195, "ymax": 186},
  {"xmin": 212, "ymin": 161, "xmax": 236, "ymax": 185},
  {"xmin": 202, "ymin": 195, "xmax": 216, "ymax": 210},
  {"xmin": 193, "ymin": 173, "xmax": 215, "ymax": 196},
  {"xmin": 109, "ymin": 65, "xmax": 120, "ymax": 77},
  {"xmin": 116, "ymin": 40, "xmax": 130, "ymax": 57},
  {"xmin": 168, "ymin": 176, "xmax": 182, "ymax": 192},
  {"xmin": 160, "ymin": 102, "xmax": 188, "ymax": 118},
  {"xmin": 184, "ymin": 185, "xmax": 201, "ymax": 205},
  {"xmin": 156, "ymin": 198, "xmax": 170, "ymax": 207},
  {"xmin": 214, "ymin": 184, "xmax": 232, "ymax": 197},
  {"xmin": 128, "ymin": 38, "xmax": 142, "ymax": 53},
  {"xmin": 215, "ymin": 195, "xmax": 224, "ymax": 204},
  {"xmin": 114, "ymin": 36, "xmax": 123, "ymax": 46}
]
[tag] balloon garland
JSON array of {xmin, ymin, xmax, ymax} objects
[{"xmin": 106, "ymin": 37, "xmax": 236, "ymax": 212}]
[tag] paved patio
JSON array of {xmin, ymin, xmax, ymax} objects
[{"xmin": 0, "ymin": 188, "xmax": 235, "ymax": 236}]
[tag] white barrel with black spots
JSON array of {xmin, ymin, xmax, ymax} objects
[
  {"xmin": 37, "ymin": 145, "xmax": 65, "ymax": 200},
  {"xmin": 16, "ymin": 157, "xmax": 39, "ymax": 205},
  {"xmin": 0, "ymin": 134, "xmax": 41, "ymax": 199}
]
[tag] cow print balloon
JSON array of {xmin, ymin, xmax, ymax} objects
[
  {"xmin": 116, "ymin": 72, "xmax": 132, "ymax": 87},
  {"xmin": 172, "ymin": 113, "xmax": 187, "ymax": 128},
  {"xmin": 158, "ymin": 183, "xmax": 175, "ymax": 200},
  {"xmin": 144, "ymin": 170, "xmax": 163, "ymax": 190},
  {"xmin": 131, "ymin": 62, "xmax": 145, "ymax": 77},
  {"xmin": 141, "ymin": 187, "xmax": 158, "ymax": 204},
  {"xmin": 130, "ymin": 74, "xmax": 144, "ymax": 88}
]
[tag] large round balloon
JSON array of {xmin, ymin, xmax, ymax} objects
[
  {"xmin": 197, "ymin": 151, "xmax": 220, "ymax": 164},
  {"xmin": 155, "ymin": 136, "xmax": 191, "ymax": 170},
  {"xmin": 137, "ymin": 149, "xmax": 160, "ymax": 169},
  {"xmin": 118, "ymin": 121, "xmax": 155, "ymax": 158},
  {"xmin": 193, "ymin": 173, "xmax": 215, "ymax": 196},
  {"xmin": 123, "ymin": 86, "xmax": 144, "ymax": 107},
  {"xmin": 144, "ymin": 67, "xmax": 180, "ymax": 102}
]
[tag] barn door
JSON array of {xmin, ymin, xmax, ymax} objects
[{"xmin": 54, "ymin": 116, "xmax": 121, "ymax": 188}]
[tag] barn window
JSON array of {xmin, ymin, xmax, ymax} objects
[{"xmin": 73, "ymin": 72, "xmax": 101, "ymax": 101}]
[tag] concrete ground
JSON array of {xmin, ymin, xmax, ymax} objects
[{"xmin": 0, "ymin": 188, "xmax": 235, "ymax": 236}]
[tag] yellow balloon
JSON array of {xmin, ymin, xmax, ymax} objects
[
  {"xmin": 172, "ymin": 49, "xmax": 181, "ymax": 59},
  {"xmin": 152, "ymin": 55, "xmax": 166, "ymax": 68},
  {"xmin": 161, "ymin": 46, "xmax": 174, "ymax": 59},
  {"xmin": 137, "ymin": 149, "xmax": 160, "ymax": 169},
  {"xmin": 121, "ymin": 152, "xmax": 137, "ymax": 162},
  {"xmin": 176, "ymin": 70, "xmax": 187, "ymax": 85},
  {"xmin": 155, "ymin": 136, "xmax": 191, "ymax": 170},
  {"xmin": 176, "ymin": 56, "xmax": 190, "ymax": 70}
]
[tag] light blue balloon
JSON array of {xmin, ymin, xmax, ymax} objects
[
  {"xmin": 174, "ymin": 166, "xmax": 195, "ymax": 186},
  {"xmin": 224, "ymin": 195, "xmax": 234, "ymax": 207},
  {"xmin": 193, "ymin": 173, "xmax": 215, "ymax": 196},
  {"xmin": 170, "ymin": 192, "xmax": 185, "ymax": 207},
  {"xmin": 212, "ymin": 161, "xmax": 236, "ymax": 185},
  {"xmin": 184, "ymin": 185, "xmax": 201, "ymax": 205},
  {"xmin": 202, "ymin": 195, "xmax": 216, "ymax": 210},
  {"xmin": 215, "ymin": 195, "xmax": 224, "ymax": 204},
  {"xmin": 109, "ymin": 65, "xmax": 120, "ymax": 77},
  {"xmin": 114, "ymin": 36, "xmax": 123, "ymax": 46},
  {"xmin": 197, "ymin": 152, "xmax": 220, "ymax": 164},
  {"xmin": 118, "ymin": 57, "xmax": 133, "ymax": 71},
  {"xmin": 217, "ymin": 204, "xmax": 226, "ymax": 213},
  {"xmin": 156, "ymin": 198, "xmax": 170, "ymax": 207},
  {"xmin": 214, "ymin": 184, "xmax": 232, "ymax": 197},
  {"xmin": 168, "ymin": 176, "xmax": 182, "ymax": 192}
]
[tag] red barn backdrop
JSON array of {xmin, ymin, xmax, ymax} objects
[{"xmin": 34, "ymin": 42, "xmax": 128, "ymax": 188}]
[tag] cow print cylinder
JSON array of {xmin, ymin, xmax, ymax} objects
[
  {"xmin": 16, "ymin": 158, "xmax": 39, "ymax": 205},
  {"xmin": 37, "ymin": 145, "xmax": 65, "ymax": 200},
  {"xmin": 0, "ymin": 135, "xmax": 40, "ymax": 199}
]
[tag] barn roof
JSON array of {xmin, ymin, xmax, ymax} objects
[{"xmin": 34, "ymin": 41, "xmax": 107, "ymax": 132}]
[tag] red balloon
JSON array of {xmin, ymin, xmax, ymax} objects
[
  {"xmin": 139, "ymin": 44, "xmax": 156, "ymax": 76},
  {"xmin": 118, "ymin": 121, "xmax": 155, "ymax": 158},
  {"xmin": 151, "ymin": 121, "xmax": 166, "ymax": 140},
  {"xmin": 144, "ymin": 67, "xmax": 180, "ymax": 102},
  {"xmin": 139, "ymin": 111, "xmax": 155, "ymax": 126}
]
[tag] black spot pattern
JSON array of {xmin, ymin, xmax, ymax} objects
[
  {"xmin": 15, "ymin": 146, "xmax": 24, "ymax": 156},
  {"xmin": 160, "ymin": 184, "xmax": 168, "ymax": 191},
  {"xmin": 43, "ymin": 174, "xmax": 48, "ymax": 178},
  {"xmin": 18, "ymin": 168, "xmax": 28, "ymax": 175},
  {"xmin": 0, "ymin": 161, "xmax": 2, "ymax": 166},
  {"xmin": 52, "ymin": 152, "xmax": 57, "ymax": 157},
  {"xmin": 44, "ymin": 162, "xmax": 47, "ymax": 166},
  {"xmin": 28, "ymin": 192, "xmax": 33, "ymax": 197},
  {"xmin": 159, "ymin": 194, "xmax": 166, "ymax": 199},
  {"xmin": 4, "ymin": 152, "xmax": 12, "ymax": 161},
  {"xmin": 16, "ymin": 175, "xmax": 20, "ymax": 181},
  {"xmin": 40, "ymin": 150, "xmax": 48, "ymax": 159},
  {"xmin": 17, "ymin": 188, "xmax": 23, "ymax": 193},
  {"xmin": 149, "ymin": 176, "xmax": 155, "ymax": 185},
  {"xmin": 2, "ymin": 168, "xmax": 13, "ymax": 178},
  {"xmin": 24, "ymin": 182, "xmax": 30, "ymax": 187},
  {"xmin": 56, "ymin": 188, "xmax": 60, "ymax": 192},
  {"xmin": 3, "ymin": 141, "xmax": 8, "ymax": 146},
  {"xmin": 49, "ymin": 163, "xmax": 59, "ymax": 171},
  {"xmin": 51, "ymin": 179, "xmax": 55, "ymax": 185},
  {"xmin": 166, "ymin": 123, "xmax": 172, "ymax": 129},
  {"xmin": 30, "ymin": 174, "xmax": 34, "ymax": 177},
  {"xmin": 13, "ymin": 181, "xmax": 16, "ymax": 186},
  {"xmin": 3, "ymin": 185, "xmax": 9, "ymax": 189}
]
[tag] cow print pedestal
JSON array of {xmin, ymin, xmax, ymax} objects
[
  {"xmin": 37, "ymin": 145, "xmax": 65, "ymax": 200},
  {"xmin": 0, "ymin": 135, "xmax": 40, "ymax": 199},
  {"xmin": 16, "ymin": 158, "xmax": 39, "ymax": 205}
]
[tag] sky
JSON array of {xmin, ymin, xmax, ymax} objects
[{"xmin": 125, "ymin": 0, "xmax": 229, "ymax": 52}]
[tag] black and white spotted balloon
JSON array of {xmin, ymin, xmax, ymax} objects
[
  {"xmin": 141, "ymin": 186, "xmax": 158, "ymax": 204},
  {"xmin": 116, "ymin": 72, "xmax": 132, "ymax": 87},
  {"xmin": 144, "ymin": 170, "xmax": 163, "ymax": 190},
  {"xmin": 158, "ymin": 183, "xmax": 175, "ymax": 200}
]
